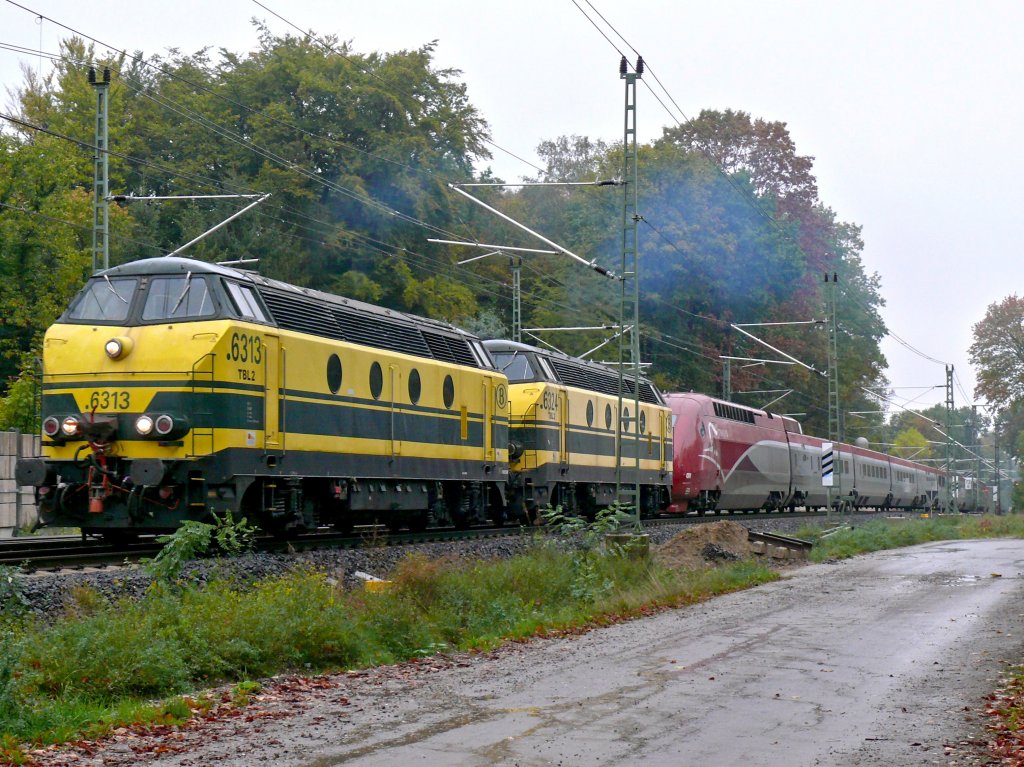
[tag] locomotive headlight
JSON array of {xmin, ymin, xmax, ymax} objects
[
  {"xmin": 154, "ymin": 414, "xmax": 175, "ymax": 436},
  {"xmin": 60, "ymin": 416, "xmax": 81, "ymax": 437},
  {"xmin": 135, "ymin": 415, "xmax": 155, "ymax": 436},
  {"xmin": 42, "ymin": 417, "xmax": 61, "ymax": 438},
  {"xmin": 104, "ymin": 336, "xmax": 134, "ymax": 360}
]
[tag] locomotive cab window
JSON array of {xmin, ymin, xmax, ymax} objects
[
  {"xmin": 142, "ymin": 275, "xmax": 216, "ymax": 321},
  {"xmin": 469, "ymin": 341, "xmax": 494, "ymax": 369},
  {"xmin": 536, "ymin": 356, "xmax": 557, "ymax": 382},
  {"xmin": 66, "ymin": 277, "xmax": 137, "ymax": 323},
  {"xmin": 224, "ymin": 281, "xmax": 268, "ymax": 322},
  {"xmin": 493, "ymin": 352, "xmax": 536, "ymax": 382}
]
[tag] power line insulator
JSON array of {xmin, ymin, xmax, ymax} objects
[
  {"xmin": 636, "ymin": 56, "xmax": 644, "ymax": 76},
  {"xmin": 619, "ymin": 56, "xmax": 627, "ymax": 75}
]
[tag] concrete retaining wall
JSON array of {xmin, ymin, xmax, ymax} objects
[{"xmin": 0, "ymin": 430, "xmax": 40, "ymax": 536}]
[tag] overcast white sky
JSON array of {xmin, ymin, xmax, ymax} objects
[{"xmin": 1, "ymin": 0, "xmax": 1020, "ymax": 413}]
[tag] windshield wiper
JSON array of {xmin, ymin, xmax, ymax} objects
[
  {"xmin": 170, "ymin": 271, "xmax": 192, "ymax": 314},
  {"xmin": 498, "ymin": 351, "xmax": 520, "ymax": 373},
  {"xmin": 103, "ymin": 275, "xmax": 128, "ymax": 304}
]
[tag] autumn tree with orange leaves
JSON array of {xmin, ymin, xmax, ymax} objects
[{"xmin": 969, "ymin": 295, "xmax": 1024, "ymax": 406}]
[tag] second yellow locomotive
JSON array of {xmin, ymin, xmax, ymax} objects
[{"xmin": 484, "ymin": 340, "xmax": 672, "ymax": 520}]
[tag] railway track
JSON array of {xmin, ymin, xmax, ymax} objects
[
  {"xmin": 0, "ymin": 535, "xmax": 163, "ymax": 570},
  {"xmin": 0, "ymin": 507, "xmax": 852, "ymax": 571}
]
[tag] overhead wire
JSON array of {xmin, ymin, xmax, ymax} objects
[
  {"xmin": 0, "ymin": 10, "xmax": 595, "ymax": 322},
  {"xmin": 0, "ymin": 200, "xmax": 166, "ymax": 254},
  {"xmin": 0, "ymin": 1, "xmax": 465, "ymax": 182},
  {"xmin": 1, "ymin": 0, "xmax": 530, "ymax": 253}
]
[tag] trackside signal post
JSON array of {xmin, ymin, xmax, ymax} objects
[{"xmin": 821, "ymin": 442, "xmax": 835, "ymax": 510}]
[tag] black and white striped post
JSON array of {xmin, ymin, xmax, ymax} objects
[{"xmin": 821, "ymin": 441, "xmax": 835, "ymax": 522}]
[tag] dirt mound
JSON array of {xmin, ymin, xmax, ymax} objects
[{"xmin": 654, "ymin": 521, "xmax": 752, "ymax": 571}]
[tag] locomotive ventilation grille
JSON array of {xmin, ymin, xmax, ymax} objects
[
  {"xmin": 547, "ymin": 359, "xmax": 660, "ymax": 404},
  {"xmin": 257, "ymin": 288, "xmax": 481, "ymax": 368},
  {"xmin": 712, "ymin": 401, "xmax": 757, "ymax": 424}
]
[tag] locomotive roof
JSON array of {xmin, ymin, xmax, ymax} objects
[
  {"xmin": 483, "ymin": 339, "xmax": 664, "ymax": 405},
  {"xmin": 666, "ymin": 391, "xmax": 802, "ymax": 432},
  {"xmin": 483, "ymin": 339, "xmax": 652, "ymax": 383},
  {"xmin": 98, "ymin": 257, "xmax": 490, "ymax": 369},
  {"xmin": 101, "ymin": 256, "xmax": 477, "ymax": 339},
  {"xmin": 104, "ymin": 256, "xmax": 243, "ymax": 280}
]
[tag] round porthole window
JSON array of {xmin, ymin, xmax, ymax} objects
[
  {"xmin": 586, "ymin": 400, "xmax": 594, "ymax": 427},
  {"xmin": 605, "ymin": 404, "xmax": 612, "ymax": 429},
  {"xmin": 443, "ymin": 375, "xmax": 455, "ymax": 409},
  {"xmin": 639, "ymin": 411, "xmax": 647, "ymax": 434},
  {"xmin": 408, "ymin": 368, "xmax": 421, "ymax": 404},
  {"xmin": 327, "ymin": 354, "xmax": 342, "ymax": 394},
  {"xmin": 369, "ymin": 362, "xmax": 383, "ymax": 400},
  {"xmin": 622, "ymin": 407, "xmax": 631, "ymax": 432}
]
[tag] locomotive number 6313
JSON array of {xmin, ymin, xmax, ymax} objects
[
  {"xmin": 226, "ymin": 332, "xmax": 263, "ymax": 364},
  {"xmin": 88, "ymin": 390, "xmax": 130, "ymax": 410}
]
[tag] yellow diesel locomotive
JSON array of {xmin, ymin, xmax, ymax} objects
[
  {"xmin": 15, "ymin": 257, "xmax": 511, "ymax": 536},
  {"xmin": 483, "ymin": 340, "xmax": 673, "ymax": 520}
]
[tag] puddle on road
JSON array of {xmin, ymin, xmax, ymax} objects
[
  {"xmin": 932, "ymin": 574, "xmax": 1013, "ymax": 586},
  {"xmin": 936, "ymin": 575, "xmax": 983, "ymax": 586}
]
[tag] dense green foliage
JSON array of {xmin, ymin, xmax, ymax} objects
[
  {"xmin": 0, "ymin": 544, "xmax": 775, "ymax": 751},
  {"xmin": 0, "ymin": 31, "xmax": 891, "ymax": 439},
  {"xmin": 484, "ymin": 111, "xmax": 888, "ymax": 437}
]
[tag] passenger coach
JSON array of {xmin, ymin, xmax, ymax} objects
[{"xmin": 666, "ymin": 392, "xmax": 948, "ymax": 514}]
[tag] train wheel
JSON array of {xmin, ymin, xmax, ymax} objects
[
  {"xmin": 525, "ymin": 502, "xmax": 541, "ymax": 526},
  {"xmin": 88, "ymin": 529, "xmax": 139, "ymax": 546},
  {"xmin": 408, "ymin": 510, "xmax": 429, "ymax": 533},
  {"xmin": 332, "ymin": 518, "xmax": 355, "ymax": 535},
  {"xmin": 444, "ymin": 485, "xmax": 471, "ymax": 530}
]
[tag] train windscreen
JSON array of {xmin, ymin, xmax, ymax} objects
[{"xmin": 66, "ymin": 277, "xmax": 137, "ymax": 323}]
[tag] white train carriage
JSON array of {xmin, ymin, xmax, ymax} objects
[{"xmin": 849, "ymin": 447, "xmax": 894, "ymax": 508}]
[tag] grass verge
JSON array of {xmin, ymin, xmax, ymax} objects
[
  {"xmin": 796, "ymin": 513, "xmax": 1024, "ymax": 562},
  {"xmin": 0, "ymin": 541, "xmax": 775, "ymax": 759}
]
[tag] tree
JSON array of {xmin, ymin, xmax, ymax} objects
[
  {"xmin": 892, "ymin": 427, "xmax": 932, "ymax": 460},
  {"xmin": 969, "ymin": 295, "xmax": 1024, "ymax": 406},
  {"xmin": 493, "ymin": 115, "xmax": 888, "ymax": 436}
]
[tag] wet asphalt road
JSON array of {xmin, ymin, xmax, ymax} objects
[{"xmin": 49, "ymin": 539, "xmax": 1024, "ymax": 767}]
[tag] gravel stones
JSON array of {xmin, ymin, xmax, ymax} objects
[{"xmin": 9, "ymin": 512, "xmax": 864, "ymax": 620}]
